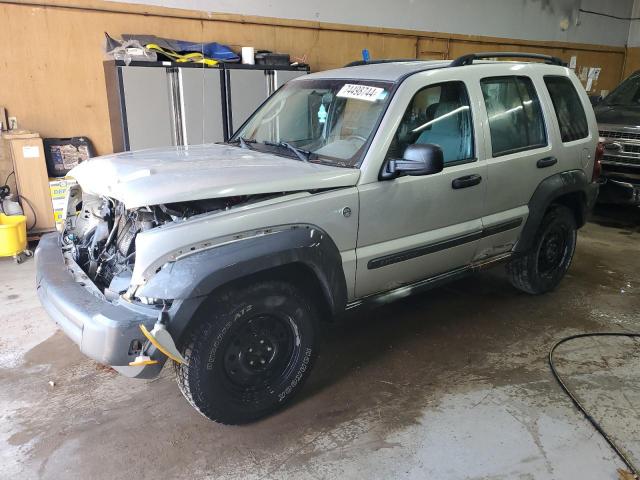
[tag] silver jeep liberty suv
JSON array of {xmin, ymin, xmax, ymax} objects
[{"xmin": 36, "ymin": 52, "xmax": 601, "ymax": 424}]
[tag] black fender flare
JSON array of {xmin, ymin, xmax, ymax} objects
[
  {"xmin": 515, "ymin": 169, "xmax": 598, "ymax": 253},
  {"xmin": 138, "ymin": 225, "xmax": 348, "ymax": 337}
]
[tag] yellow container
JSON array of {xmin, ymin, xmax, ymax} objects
[{"xmin": 0, "ymin": 214, "xmax": 27, "ymax": 257}]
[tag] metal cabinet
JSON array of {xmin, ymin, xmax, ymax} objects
[
  {"xmin": 118, "ymin": 66, "xmax": 176, "ymax": 150},
  {"xmin": 104, "ymin": 61, "xmax": 309, "ymax": 152},
  {"xmin": 224, "ymin": 67, "xmax": 309, "ymax": 136},
  {"xmin": 274, "ymin": 69, "xmax": 308, "ymax": 89},
  {"xmin": 225, "ymin": 69, "xmax": 271, "ymax": 134},
  {"xmin": 105, "ymin": 62, "xmax": 227, "ymax": 151},
  {"xmin": 180, "ymin": 68, "xmax": 225, "ymax": 145}
]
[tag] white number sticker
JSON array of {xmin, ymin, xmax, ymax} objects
[
  {"xmin": 22, "ymin": 145, "xmax": 40, "ymax": 158},
  {"xmin": 336, "ymin": 84, "xmax": 384, "ymax": 102}
]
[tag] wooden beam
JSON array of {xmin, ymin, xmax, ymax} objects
[{"xmin": 3, "ymin": 0, "xmax": 626, "ymax": 53}]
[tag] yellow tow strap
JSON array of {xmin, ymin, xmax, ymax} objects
[
  {"xmin": 129, "ymin": 356, "xmax": 159, "ymax": 367},
  {"xmin": 139, "ymin": 324, "xmax": 185, "ymax": 364},
  {"xmin": 145, "ymin": 43, "xmax": 219, "ymax": 66}
]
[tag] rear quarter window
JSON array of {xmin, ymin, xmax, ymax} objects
[
  {"xmin": 480, "ymin": 76, "xmax": 547, "ymax": 157},
  {"xmin": 543, "ymin": 76, "xmax": 589, "ymax": 142}
]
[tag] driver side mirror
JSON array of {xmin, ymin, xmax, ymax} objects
[{"xmin": 382, "ymin": 143, "xmax": 444, "ymax": 179}]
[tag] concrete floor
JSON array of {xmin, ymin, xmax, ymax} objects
[{"xmin": 1, "ymin": 205, "xmax": 639, "ymax": 480}]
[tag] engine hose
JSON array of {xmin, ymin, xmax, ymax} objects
[{"xmin": 549, "ymin": 332, "xmax": 640, "ymax": 477}]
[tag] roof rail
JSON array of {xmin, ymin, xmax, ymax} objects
[
  {"xmin": 344, "ymin": 58, "xmax": 417, "ymax": 67},
  {"xmin": 449, "ymin": 52, "xmax": 565, "ymax": 67}
]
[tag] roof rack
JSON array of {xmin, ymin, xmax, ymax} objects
[
  {"xmin": 449, "ymin": 52, "xmax": 565, "ymax": 67},
  {"xmin": 344, "ymin": 59, "xmax": 417, "ymax": 67}
]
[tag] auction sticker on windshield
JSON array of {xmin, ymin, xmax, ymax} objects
[{"xmin": 337, "ymin": 84, "xmax": 385, "ymax": 102}]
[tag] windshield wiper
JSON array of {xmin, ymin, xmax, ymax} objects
[
  {"xmin": 263, "ymin": 141, "xmax": 313, "ymax": 162},
  {"xmin": 229, "ymin": 136, "xmax": 256, "ymax": 149}
]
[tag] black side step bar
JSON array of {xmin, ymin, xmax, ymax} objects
[{"xmin": 450, "ymin": 52, "xmax": 565, "ymax": 67}]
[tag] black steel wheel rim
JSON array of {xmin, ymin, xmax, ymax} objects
[
  {"xmin": 538, "ymin": 224, "xmax": 569, "ymax": 277},
  {"xmin": 223, "ymin": 313, "xmax": 298, "ymax": 390}
]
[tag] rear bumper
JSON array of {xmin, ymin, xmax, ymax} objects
[{"xmin": 35, "ymin": 233, "xmax": 165, "ymax": 378}]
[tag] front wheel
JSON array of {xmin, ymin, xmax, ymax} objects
[
  {"xmin": 175, "ymin": 281, "xmax": 318, "ymax": 424},
  {"xmin": 507, "ymin": 205, "xmax": 577, "ymax": 295}
]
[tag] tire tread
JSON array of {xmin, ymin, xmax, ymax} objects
[
  {"xmin": 174, "ymin": 280, "xmax": 317, "ymax": 424},
  {"xmin": 507, "ymin": 205, "xmax": 577, "ymax": 295}
]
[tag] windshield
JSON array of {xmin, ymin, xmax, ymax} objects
[
  {"xmin": 231, "ymin": 78, "xmax": 393, "ymax": 167},
  {"xmin": 603, "ymin": 74, "xmax": 640, "ymax": 106}
]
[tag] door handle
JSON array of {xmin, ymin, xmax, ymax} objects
[
  {"xmin": 536, "ymin": 156, "xmax": 558, "ymax": 168},
  {"xmin": 452, "ymin": 174, "xmax": 482, "ymax": 189}
]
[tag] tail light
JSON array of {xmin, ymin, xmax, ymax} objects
[{"xmin": 592, "ymin": 142, "xmax": 603, "ymax": 182}]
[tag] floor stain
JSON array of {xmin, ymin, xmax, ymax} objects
[{"xmin": 0, "ymin": 204, "xmax": 639, "ymax": 479}]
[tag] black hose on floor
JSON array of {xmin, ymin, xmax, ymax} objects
[{"xmin": 549, "ymin": 332, "xmax": 640, "ymax": 477}]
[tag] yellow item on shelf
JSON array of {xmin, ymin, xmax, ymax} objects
[
  {"xmin": 0, "ymin": 214, "xmax": 27, "ymax": 257},
  {"xmin": 145, "ymin": 43, "xmax": 219, "ymax": 66}
]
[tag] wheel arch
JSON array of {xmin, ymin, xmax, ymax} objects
[
  {"xmin": 202, "ymin": 262, "xmax": 336, "ymax": 322},
  {"xmin": 139, "ymin": 225, "xmax": 348, "ymax": 339},
  {"xmin": 515, "ymin": 170, "xmax": 597, "ymax": 253},
  {"xmin": 552, "ymin": 190, "xmax": 588, "ymax": 227}
]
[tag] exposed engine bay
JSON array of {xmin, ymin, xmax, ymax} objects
[{"xmin": 62, "ymin": 186, "xmax": 271, "ymax": 299}]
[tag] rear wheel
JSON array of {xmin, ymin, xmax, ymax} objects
[
  {"xmin": 507, "ymin": 205, "xmax": 577, "ymax": 295},
  {"xmin": 175, "ymin": 280, "xmax": 318, "ymax": 424}
]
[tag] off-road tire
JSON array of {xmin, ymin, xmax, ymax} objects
[
  {"xmin": 175, "ymin": 280, "xmax": 318, "ymax": 424},
  {"xmin": 507, "ymin": 205, "xmax": 577, "ymax": 295}
]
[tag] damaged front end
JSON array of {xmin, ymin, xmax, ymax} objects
[
  {"xmin": 61, "ymin": 185, "xmax": 260, "ymax": 303},
  {"xmin": 36, "ymin": 185, "xmax": 279, "ymax": 375},
  {"xmin": 36, "ymin": 144, "xmax": 360, "ymax": 379}
]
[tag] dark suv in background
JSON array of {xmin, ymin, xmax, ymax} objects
[{"xmin": 594, "ymin": 71, "xmax": 640, "ymax": 204}]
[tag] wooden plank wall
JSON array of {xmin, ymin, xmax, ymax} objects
[
  {"xmin": 0, "ymin": 0, "xmax": 628, "ymax": 155},
  {"xmin": 624, "ymin": 47, "xmax": 640, "ymax": 79}
]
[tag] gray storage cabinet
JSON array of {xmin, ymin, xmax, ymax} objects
[
  {"xmin": 225, "ymin": 67, "xmax": 309, "ymax": 134},
  {"xmin": 180, "ymin": 67, "xmax": 225, "ymax": 146},
  {"xmin": 225, "ymin": 69, "xmax": 270, "ymax": 134},
  {"xmin": 118, "ymin": 66, "xmax": 176, "ymax": 150},
  {"xmin": 274, "ymin": 69, "xmax": 308, "ymax": 89},
  {"xmin": 104, "ymin": 61, "xmax": 309, "ymax": 152},
  {"xmin": 105, "ymin": 61, "xmax": 226, "ymax": 152}
]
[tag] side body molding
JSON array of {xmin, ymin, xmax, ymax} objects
[
  {"xmin": 515, "ymin": 169, "xmax": 598, "ymax": 253},
  {"xmin": 138, "ymin": 224, "xmax": 348, "ymax": 330}
]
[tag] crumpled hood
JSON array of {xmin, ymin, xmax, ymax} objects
[{"xmin": 69, "ymin": 143, "xmax": 360, "ymax": 208}]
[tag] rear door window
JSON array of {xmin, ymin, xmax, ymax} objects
[
  {"xmin": 544, "ymin": 76, "xmax": 589, "ymax": 142},
  {"xmin": 480, "ymin": 76, "xmax": 547, "ymax": 157}
]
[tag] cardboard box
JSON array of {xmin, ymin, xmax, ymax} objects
[
  {"xmin": 49, "ymin": 177, "xmax": 77, "ymax": 229},
  {"xmin": 4, "ymin": 131, "xmax": 55, "ymax": 232}
]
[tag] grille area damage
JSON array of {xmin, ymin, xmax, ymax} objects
[{"xmin": 62, "ymin": 186, "xmax": 271, "ymax": 300}]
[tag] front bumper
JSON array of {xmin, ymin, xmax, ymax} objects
[
  {"xmin": 598, "ymin": 177, "xmax": 640, "ymax": 205},
  {"xmin": 35, "ymin": 233, "xmax": 165, "ymax": 378}
]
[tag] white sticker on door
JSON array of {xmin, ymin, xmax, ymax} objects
[{"xmin": 336, "ymin": 84, "xmax": 384, "ymax": 102}]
